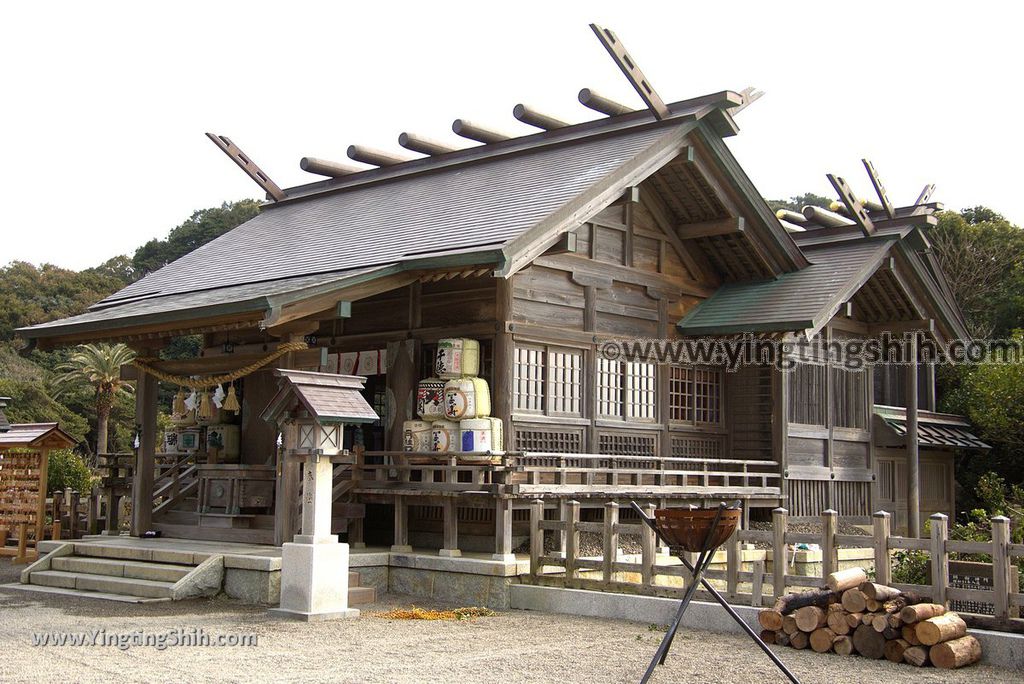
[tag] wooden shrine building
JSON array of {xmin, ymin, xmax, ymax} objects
[{"xmin": 18, "ymin": 72, "xmax": 985, "ymax": 552}]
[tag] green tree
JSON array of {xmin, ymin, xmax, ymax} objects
[
  {"xmin": 131, "ymin": 200, "xmax": 260, "ymax": 275},
  {"xmin": 766, "ymin": 193, "xmax": 833, "ymax": 213},
  {"xmin": 52, "ymin": 343, "xmax": 136, "ymax": 456}
]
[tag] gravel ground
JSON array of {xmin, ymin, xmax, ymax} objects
[{"xmin": 0, "ymin": 562, "xmax": 1015, "ymax": 684}]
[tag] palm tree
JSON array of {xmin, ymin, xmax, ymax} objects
[{"xmin": 53, "ymin": 343, "xmax": 136, "ymax": 455}]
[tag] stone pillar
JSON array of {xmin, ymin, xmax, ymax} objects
[{"xmin": 271, "ymin": 453, "xmax": 358, "ymax": 622}]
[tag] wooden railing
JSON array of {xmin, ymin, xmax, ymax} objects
[
  {"xmin": 525, "ymin": 503, "xmax": 1023, "ymax": 629},
  {"xmin": 152, "ymin": 453, "xmax": 198, "ymax": 515},
  {"xmin": 356, "ymin": 451, "xmax": 781, "ymax": 498}
]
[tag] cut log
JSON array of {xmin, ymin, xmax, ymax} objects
[
  {"xmin": 865, "ymin": 598, "xmax": 881, "ymax": 612},
  {"xmin": 882, "ymin": 597, "xmax": 908, "ymax": 614},
  {"xmin": 961, "ymin": 613, "xmax": 1024, "ymax": 635},
  {"xmin": 794, "ymin": 606, "xmax": 828, "ymax": 632},
  {"xmin": 776, "ymin": 631, "xmax": 791, "ymax": 647},
  {"xmin": 789, "ymin": 631, "xmax": 809, "ymax": 650},
  {"xmin": 903, "ymin": 645, "xmax": 930, "ymax": 667},
  {"xmin": 884, "ymin": 638, "xmax": 910, "ymax": 663},
  {"xmin": 930, "ymin": 635, "xmax": 982, "ymax": 669},
  {"xmin": 769, "ymin": 588, "xmax": 839, "ymax": 615},
  {"xmin": 810, "ymin": 627, "xmax": 836, "ymax": 653},
  {"xmin": 858, "ymin": 582, "xmax": 902, "ymax": 601},
  {"xmin": 782, "ymin": 615, "xmax": 800, "ymax": 636},
  {"xmin": 827, "ymin": 610, "xmax": 851, "ymax": 636},
  {"xmin": 758, "ymin": 609, "xmax": 783, "ymax": 631},
  {"xmin": 916, "ymin": 613, "xmax": 967, "ymax": 646},
  {"xmin": 826, "ymin": 568, "xmax": 867, "ymax": 592},
  {"xmin": 833, "ymin": 635, "xmax": 856, "ymax": 656},
  {"xmin": 861, "ymin": 613, "xmax": 875, "ymax": 626},
  {"xmin": 871, "ymin": 614, "xmax": 889, "ymax": 633},
  {"xmin": 881, "ymin": 625, "xmax": 900, "ymax": 640},
  {"xmin": 902, "ymin": 624, "xmax": 922, "ymax": 646},
  {"xmin": 900, "ymin": 603, "xmax": 946, "ymax": 624},
  {"xmin": 845, "ymin": 612, "xmax": 864, "ymax": 629},
  {"xmin": 887, "ymin": 614, "xmax": 903, "ymax": 630},
  {"xmin": 760, "ymin": 629, "xmax": 777, "ymax": 645},
  {"xmin": 852, "ymin": 624, "xmax": 885, "ymax": 659},
  {"xmin": 841, "ymin": 589, "xmax": 867, "ymax": 613}
]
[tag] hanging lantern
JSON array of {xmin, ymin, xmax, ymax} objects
[
  {"xmin": 172, "ymin": 388, "xmax": 187, "ymax": 415},
  {"xmin": 222, "ymin": 383, "xmax": 241, "ymax": 413},
  {"xmin": 197, "ymin": 390, "xmax": 214, "ymax": 420}
]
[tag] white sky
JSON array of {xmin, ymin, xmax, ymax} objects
[{"xmin": 2, "ymin": 1, "xmax": 1022, "ymax": 271}]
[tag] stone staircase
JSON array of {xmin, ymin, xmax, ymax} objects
[{"xmin": 13, "ymin": 541, "xmax": 375, "ymax": 606}]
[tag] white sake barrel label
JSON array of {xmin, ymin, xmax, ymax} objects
[
  {"xmin": 431, "ymin": 421, "xmax": 458, "ymax": 453},
  {"xmin": 435, "ymin": 338, "xmax": 480, "ymax": 379}
]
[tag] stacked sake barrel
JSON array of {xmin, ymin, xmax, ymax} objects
[{"xmin": 403, "ymin": 339, "xmax": 503, "ymax": 454}]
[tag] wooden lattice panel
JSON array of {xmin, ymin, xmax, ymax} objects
[
  {"xmin": 513, "ymin": 426, "xmax": 583, "ymax": 453},
  {"xmin": 0, "ymin": 451, "xmax": 44, "ymax": 533},
  {"xmin": 671, "ymin": 435, "xmax": 723, "ymax": 459},
  {"xmin": 597, "ymin": 431, "xmax": 658, "ymax": 457}
]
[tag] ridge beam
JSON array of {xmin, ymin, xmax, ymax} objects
[
  {"xmin": 513, "ymin": 104, "xmax": 568, "ymax": 130},
  {"xmin": 398, "ymin": 132, "xmax": 458, "ymax": 156},
  {"xmin": 346, "ymin": 145, "xmax": 417, "ymax": 167},
  {"xmin": 300, "ymin": 157, "xmax": 364, "ymax": 177},
  {"xmin": 451, "ymin": 119, "xmax": 511, "ymax": 144},
  {"xmin": 578, "ymin": 88, "xmax": 634, "ymax": 117}
]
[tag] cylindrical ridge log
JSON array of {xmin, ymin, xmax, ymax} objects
[
  {"xmin": 903, "ymin": 645, "xmax": 930, "ymax": 667},
  {"xmin": 900, "ymin": 603, "xmax": 946, "ymax": 624},
  {"xmin": 578, "ymin": 88, "xmax": 634, "ymax": 117},
  {"xmin": 346, "ymin": 145, "xmax": 415, "ymax": 167},
  {"xmin": 512, "ymin": 104, "xmax": 568, "ymax": 130},
  {"xmin": 853, "ymin": 624, "xmax": 886, "ymax": 659},
  {"xmin": 794, "ymin": 606, "xmax": 828, "ymax": 632},
  {"xmin": 826, "ymin": 568, "xmax": 867, "ymax": 592},
  {"xmin": 858, "ymin": 582, "xmax": 902, "ymax": 601},
  {"xmin": 802, "ymin": 205, "xmax": 854, "ymax": 228},
  {"xmin": 398, "ymin": 132, "xmax": 458, "ymax": 156},
  {"xmin": 884, "ymin": 638, "xmax": 910, "ymax": 663},
  {"xmin": 300, "ymin": 157, "xmax": 364, "ymax": 177},
  {"xmin": 451, "ymin": 119, "xmax": 511, "ymax": 144},
  {"xmin": 841, "ymin": 589, "xmax": 867, "ymax": 613},
  {"xmin": 833, "ymin": 635, "xmax": 855, "ymax": 656},
  {"xmin": 929, "ymin": 635, "xmax": 982, "ymax": 669},
  {"xmin": 916, "ymin": 613, "xmax": 967, "ymax": 646},
  {"xmin": 810, "ymin": 627, "xmax": 836, "ymax": 653}
]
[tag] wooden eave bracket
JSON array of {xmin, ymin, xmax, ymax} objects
[
  {"xmin": 589, "ymin": 23, "xmax": 670, "ymax": 120},
  {"xmin": 677, "ymin": 216, "xmax": 744, "ymax": 239},
  {"xmin": 205, "ymin": 133, "xmax": 286, "ymax": 201}
]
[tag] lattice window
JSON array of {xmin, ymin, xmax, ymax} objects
[
  {"xmin": 788, "ymin": 362, "xmax": 827, "ymax": 425},
  {"xmin": 598, "ymin": 359, "xmax": 656, "ymax": 421},
  {"xmin": 669, "ymin": 365, "xmax": 722, "ymax": 426},
  {"xmin": 598, "ymin": 431, "xmax": 658, "ymax": 457},
  {"xmin": 832, "ymin": 367, "xmax": 867, "ymax": 429},
  {"xmin": 514, "ymin": 345, "xmax": 545, "ymax": 413},
  {"xmin": 671, "ymin": 435, "xmax": 723, "ymax": 459},
  {"xmin": 514, "ymin": 427, "xmax": 583, "ymax": 453},
  {"xmin": 626, "ymin": 362, "xmax": 656, "ymax": 420},
  {"xmin": 548, "ymin": 348, "xmax": 583, "ymax": 416}
]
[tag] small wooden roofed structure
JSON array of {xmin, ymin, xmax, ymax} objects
[
  {"xmin": 0, "ymin": 423, "xmax": 77, "ymax": 450},
  {"xmin": 261, "ymin": 370, "xmax": 379, "ymax": 426},
  {"xmin": 873, "ymin": 406, "xmax": 989, "ymax": 451}
]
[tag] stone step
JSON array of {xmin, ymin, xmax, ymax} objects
[
  {"xmin": 349, "ymin": 571, "xmax": 359, "ymax": 587},
  {"xmin": 51, "ymin": 556, "xmax": 192, "ymax": 583},
  {"xmin": 30, "ymin": 570, "xmax": 175, "ymax": 599},
  {"xmin": 348, "ymin": 586, "xmax": 376, "ymax": 605},
  {"xmin": 0, "ymin": 582, "xmax": 170, "ymax": 604}
]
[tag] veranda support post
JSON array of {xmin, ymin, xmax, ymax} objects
[{"xmin": 772, "ymin": 507, "xmax": 788, "ymax": 599}]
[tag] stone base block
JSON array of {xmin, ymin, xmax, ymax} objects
[
  {"xmin": 277, "ymin": 541, "xmax": 353, "ymax": 620},
  {"xmin": 269, "ymin": 607, "xmax": 360, "ymax": 622}
]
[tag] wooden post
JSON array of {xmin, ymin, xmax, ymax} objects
[
  {"xmin": 130, "ymin": 368, "xmax": 158, "ymax": 536},
  {"xmin": 751, "ymin": 559, "xmax": 765, "ymax": 607},
  {"xmin": 991, "ymin": 515, "xmax": 1011, "ymax": 620},
  {"xmin": 641, "ymin": 502, "xmax": 655, "ymax": 586},
  {"xmin": 35, "ymin": 448, "xmax": 50, "ymax": 543},
  {"xmin": 51, "ymin": 495, "xmax": 62, "ymax": 540},
  {"xmin": 930, "ymin": 512, "xmax": 948, "ymax": 607},
  {"xmin": 69, "ymin": 490, "xmax": 80, "ymax": 539},
  {"xmin": 565, "ymin": 500, "xmax": 580, "ymax": 581},
  {"xmin": 530, "ymin": 500, "xmax": 544, "ymax": 577},
  {"xmin": 16, "ymin": 521, "xmax": 29, "ymax": 563},
  {"xmin": 772, "ymin": 507, "xmax": 788, "ymax": 599},
  {"xmin": 822, "ymin": 509, "xmax": 838, "ymax": 580},
  {"xmin": 906, "ymin": 335, "xmax": 921, "ymax": 537},
  {"xmin": 386, "ymin": 339, "xmax": 420, "ymax": 452},
  {"xmin": 440, "ymin": 498, "xmax": 460, "ymax": 557},
  {"xmin": 726, "ymin": 528, "xmax": 740, "ymax": 599},
  {"xmin": 493, "ymin": 498, "xmax": 514, "ymax": 560},
  {"xmin": 873, "ymin": 511, "xmax": 892, "ymax": 586},
  {"xmin": 603, "ymin": 501, "xmax": 619, "ymax": 583},
  {"xmin": 555, "ymin": 499, "xmax": 568, "ymax": 558},
  {"xmin": 350, "ymin": 444, "xmax": 365, "ymax": 548},
  {"xmin": 392, "ymin": 497, "xmax": 412, "ymax": 552},
  {"xmin": 274, "ymin": 422, "xmax": 299, "ymax": 546},
  {"xmin": 493, "ymin": 277, "xmax": 514, "ymax": 444}
]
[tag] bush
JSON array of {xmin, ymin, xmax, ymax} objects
[
  {"xmin": 891, "ymin": 549, "xmax": 929, "ymax": 585},
  {"xmin": 47, "ymin": 449, "xmax": 96, "ymax": 494}
]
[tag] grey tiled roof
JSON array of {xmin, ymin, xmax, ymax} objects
[
  {"xmin": 263, "ymin": 371, "xmax": 379, "ymax": 424},
  {"xmin": 678, "ymin": 238, "xmax": 895, "ymax": 335}
]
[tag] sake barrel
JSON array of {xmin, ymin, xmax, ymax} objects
[
  {"xmin": 416, "ymin": 378, "xmax": 446, "ymax": 420},
  {"xmin": 461, "ymin": 417, "xmax": 504, "ymax": 453},
  {"xmin": 443, "ymin": 377, "xmax": 491, "ymax": 420},
  {"xmin": 431, "ymin": 420, "xmax": 460, "ymax": 453},
  {"xmin": 435, "ymin": 338, "xmax": 480, "ymax": 379},
  {"xmin": 487, "ymin": 416, "xmax": 504, "ymax": 452},
  {"xmin": 403, "ymin": 420, "xmax": 432, "ymax": 452}
]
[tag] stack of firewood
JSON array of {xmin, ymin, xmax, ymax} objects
[{"xmin": 757, "ymin": 568, "xmax": 982, "ymax": 669}]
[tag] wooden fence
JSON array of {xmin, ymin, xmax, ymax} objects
[{"xmin": 525, "ymin": 502, "xmax": 1023, "ymax": 626}]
